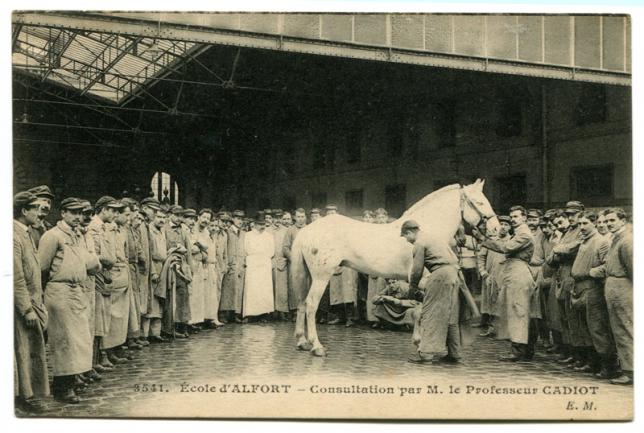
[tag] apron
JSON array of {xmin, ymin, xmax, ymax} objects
[
  {"xmin": 44, "ymin": 243, "xmax": 93, "ymax": 376},
  {"xmin": 102, "ymin": 263, "xmax": 130, "ymax": 349}
]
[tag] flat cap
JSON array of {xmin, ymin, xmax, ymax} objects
[
  {"xmin": 140, "ymin": 197, "xmax": 161, "ymax": 210},
  {"xmin": 95, "ymin": 195, "xmax": 119, "ymax": 209},
  {"xmin": 27, "ymin": 185, "xmax": 55, "ymax": 200},
  {"xmin": 527, "ymin": 209, "xmax": 543, "ymax": 218},
  {"xmin": 374, "ymin": 207, "xmax": 388, "ymax": 216},
  {"xmin": 262, "ymin": 208, "xmax": 273, "ymax": 216},
  {"xmin": 232, "ymin": 210, "xmax": 245, "ymax": 217},
  {"xmin": 60, "ymin": 197, "xmax": 86, "ymax": 211},
  {"xmin": 400, "ymin": 219, "xmax": 420, "ymax": 235},
  {"xmin": 169, "ymin": 205, "xmax": 184, "ymax": 215},
  {"xmin": 219, "ymin": 212, "xmax": 231, "ymax": 221},
  {"xmin": 325, "ymin": 204, "xmax": 338, "ymax": 211},
  {"xmin": 14, "ymin": 191, "xmax": 39, "ymax": 209},
  {"xmin": 183, "ymin": 208, "xmax": 197, "ymax": 218},
  {"xmin": 498, "ymin": 215, "xmax": 511, "ymax": 223},
  {"xmin": 80, "ymin": 200, "xmax": 92, "ymax": 211},
  {"xmin": 544, "ymin": 209, "xmax": 558, "ymax": 219},
  {"xmin": 255, "ymin": 217, "xmax": 266, "ymax": 225},
  {"xmin": 565, "ymin": 201, "xmax": 585, "ymax": 213},
  {"xmin": 272, "ymin": 209, "xmax": 283, "ymax": 217},
  {"xmin": 310, "ymin": 208, "xmax": 320, "ymax": 214}
]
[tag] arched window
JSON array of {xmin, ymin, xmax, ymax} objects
[{"xmin": 150, "ymin": 171, "xmax": 179, "ymax": 205}]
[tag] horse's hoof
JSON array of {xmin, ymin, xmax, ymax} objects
[
  {"xmin": 311, "ymin": 347, "xmax": 327, "ymax": 357},
  {"xmin": 297, "ymin": 341, "xmax": 313, "ymax": 351}
]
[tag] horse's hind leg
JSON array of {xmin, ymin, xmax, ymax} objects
[
  {"xmin": 306, "ymin": 279, "xmax": 329, "ymax": 357},
  {"xmin": 295, "ymin": 300, "xmax": 311, "ymax": 351}
]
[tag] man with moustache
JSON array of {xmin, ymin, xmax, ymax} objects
[
  {"xmin": 27, "ymin": 185, "xmax": 55, "ymax": 248},
  {"xmin": 219, "ymin": 210, "xmax": 245, "ymax": 324},
  {"xmin": 165, "ymin": 206, "xmax": 193, "ymax": 337},
  {"xmin": 194, "ymin": 209, "xmax": 215, "ymax": 328},
  {"xmin": 272, "ymin": 210, "xmax": 290, "ymax": 321},
  {"xmin": 205, "ymin": 216, "xmax": 226, "ymax": 328},
  {"xmin": 13, "ymin": 191, "xmax": 49, "ymax": 413},
  {"xmin": 214, "ymin": 212, "xmax": 229, "ymax": 324},
  {"xmin": 283, "ymin": 208, "xmax": 307, "ymax": 318},
  {"xmin": 137, "ymin": 197, "xmax": 160, "ymax": 344},
  {"xmin": 570, "ymin": 211, "xmax": 618, "ymax": 377},
  {"xmin": 473, "ymin": 206, "xmax": 536, "ymax": 362},
  {"xmin": 121, "ymin": 198, "xmax": 145, "ymax": 351},
  {"xmin": 39, "ymin": 198, "xmax": 101, "ymax": 403},
  {"xmin": 547, "ymin": 201, "xmax": 590, "ymax": 368},
  {"xmin": 595, "ymin": 211, "xmax": 612, "ymax": 242},
  {"xmin": 281, "ymin": 210, "xmax": 293, "ymax": 227},
  {"xmin": 146, "ymin": 208, "xmax": 169, "ymax": 342},
  {"xmin": 590, "ymin": 208, "xmax": 633, "ymax": 385}
]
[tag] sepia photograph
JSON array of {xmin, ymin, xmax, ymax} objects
[{"xmin": 8, "ymin": 6, "xmax": 634, "ymax": 421}]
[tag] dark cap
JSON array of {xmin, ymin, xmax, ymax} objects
[
  {"xmin": 544, "ymin": 209, "xmax": 558, "ymax": 220},
  {"xmin": 498, "ymin": 215, "xmax": 511, "ymax": 224},
  {"xmin": 565, "ymin": 201, "xmax": 585, "ymax": 213},
  {"xmin": 27, "ymin": 185, "xmax": 55, "ymax": 200},
  {"xmin": 527, "ymin": 209, "xmax": 542, "ymax": 218},
  {"xmin": 255, "ymin": 217, "xmax": 266, "ymax": 225},
  {"xmin": 14, "ymin": 191, "xmax": 39, "ymax": 209},
  {"xmin": 232, "ymin": 210, "xmax": 245, "ymax": 218},
  {"xmin": 400, "ymin": 219, "xmax": 420, "ymax": 235},
  {"xmin": 60, "ymin": 197, "xmax": 86, "ymax": 211},
  {"xmin": 263, "ymin": 208, "xmax": 273, "ymax": 216},
  {"xmin": 140, "ymin": 197, "xmax": 161, "ymax": 210},
  {"xmin": 183, "ymin": 208, "xmax": 197, "ymax": 218},
  {"xmin": 120, "ymin": 197, "xmax": 138, "ymax": 209},
  {"xmin": 325, "ymin": 204, "xmax": 338, "ymax": 211},
  {"xmin": 310, "ymin": 208, "xmax": 320, "ymax": 214},
  {"xmin": 80, "ymin": 200, "xmax": 92, "ymax": 211},
  {"xmin": 168, "ymin": 205, "xmax": 183, "ymax": 215},
  {"xmin": 272, "ymin": 209, "xmax": 283, "ymax": 217},
  {"xmin": 95, "ymin": 195, "xmax": 118, "ymax": 210}
]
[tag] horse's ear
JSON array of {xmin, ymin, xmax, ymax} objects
[{"xmin": 480, "ymin": 179, "xmax": 485, "ymax": 188}]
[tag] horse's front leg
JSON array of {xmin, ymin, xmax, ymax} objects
[
  {"xmin": 295, "ymin": 299, "xmax": 311, "ymax": 351},
  {"xmin": 305, "ymin": 279, "xmax": 328, "ymax": 357}
]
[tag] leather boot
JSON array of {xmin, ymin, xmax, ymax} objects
[
  {"xmin": 99, "ymin": 351, "xmax": 115, "ymax": 369},
  {"xmin": 54, "ymin": 387, "xmax": 80, "ymax": 404}
]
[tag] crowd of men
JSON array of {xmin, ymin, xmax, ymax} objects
[
  {"xmin": 400, "ymin": 201, "xmax": 633, "ymax": 389},
  {"xmin": 13, "ymin": 184, "xmax": 633, "ymax": 413}
]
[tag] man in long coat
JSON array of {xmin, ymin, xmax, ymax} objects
[
  {"xmin": 39, "ymin": 198, "xmax": 100, "ymax": 403},
  {"xmin": 590, "ymin": 208, "xmax": 633, "ymax": 385},
  {"xmin": 474, "ymin": 205, "xmax": 536, "ymax": 362},
  {"xmin": 242, "ymin": 218, "xmax": 275, "ymax": 320},
  {"xmin": 283, "ymin": 208, "xmax": 307, "ymax": 316},
  {"xmin": 272, "ymin": 214, "xmax": 290, "ymax": 320},
  {"xmin": 14, "ymin": 191, "xmax": 49, "ymax": 412},
  {"xmin": 145, "ymin": 208, "xmax": 169, "ymax": 342},
  {"xmin": 219, "ymin": 210, "xmax": 245, "ymax": 323},
  {"xmin": 165, "ymin": 206, "xmax": 192, "ymax": 336}
]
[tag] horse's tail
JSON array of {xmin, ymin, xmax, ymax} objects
[{"xmin": 289, "ymin": 236, "xmax": 310, "ymax": 305}]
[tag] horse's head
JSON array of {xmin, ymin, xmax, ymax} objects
[{"xmin": 461, "ymin": 179, "xmax": 500, "ymax": 236}]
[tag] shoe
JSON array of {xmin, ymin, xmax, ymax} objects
[
  {"xmin": 88, "ymin": 369, "xmax": 102, "ymax": 381},
  {"xmin": 94, "ymin": 363, "xmax": 111, "ymax": 373},
  {"xmin": 187, "ymin": 324, "xmax": 200, "ymax": 334},
  {"xmin": 118, "ymin": 348, "xmax": 134, "ymax": 360},
  {"xmin": 479, "ymin": 329, "xmax": 493, "ymax": 337},
  {"xmin": 175, "ymin": 332, "xmax": 189, "ymax": 339},
  {"xmin": 609, "ymin": 374, "xmax": 633, "ymax": 385},
  {"xmin": 107, "ymin": 352, "xmax": 127, "ymax": 364},
  {"xmin": 345, "ymin": 319, "xmax": 354, "ymax": 328},
  {"xmin": 434, "ymin": 355, "xmax": 461, "ymax": 364},
  {"xmin": 573, "ymin": 364, "xmax": 593, "ymax": 372},
  {"xmin": 408, "ymin": 353, "xmax": 433, "ymax": 364},
  {"xmin": 148, "ymin": 335, "xmax": 166, "ymax": 344},
  {"xmin": 15, "ymin": 397, "xmax": 45, "ymax": 413},
  {"xmin": 75, "ymin": 375, "xmax": 88, "ymax": 386},
  {"xmin": 241, "ymin": 318, "xmax": 249, "ymax": 324},
  {"xmin": 99, "ymin": 353, "xmax": 115, "ymax": 369},
  {"xmin": 327, "ymin": 318, "xmax": 342, "ymax": 325},
  {"xmin": 234, "ymin": 316, "xmax": 243, "ymax": 324},
  {"xmin": 546, "ymin": 345, "xmax": 561, "ymax": 354},
  {"xmin": 54, "ymin": 388, "xmax": 80, "ymax": 404},
  {"xmin": 499, "ymin": 355, "xmax": 522, "ymax": 362},
  {"xmin": 595, "ymin": 369, "xmax": 621, "ymax": 380},
  {"xmin": 128, "ymin": 341, "xmax": 143, "ymax": 350},
  {"xmin": 317, "ymin": 317, "xmax": 327, "ymax": 324},
  {"xmin": 202, "ymin": 321, "xmax": 217, "ymax": 329},
  {"xmin": 137, "ymin": 338, "xmax": 150, "ymax": 346},
  {"xmin": 371, "ymin": 322, "xmax": 380, "ymax": 329},
  {"xmin": 557, "ymin": 356, "xmax": 575, "ymax": 364}
]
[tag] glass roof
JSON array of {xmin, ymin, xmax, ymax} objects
[{"xmin": 12, "ymin": 25, "xmax": 204, "ymax": 104}]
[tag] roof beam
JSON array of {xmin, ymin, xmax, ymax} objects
[
  {"xmin": 12, "ymin": 11, "xmax": 631, "ymax": 87},
  {"xmin": 41, "ymin": 29, "xmax": 77, "ymax": 82},
  {"xmin": 80, "ymin": 36, "xmax": 142, "ymax": 96}
]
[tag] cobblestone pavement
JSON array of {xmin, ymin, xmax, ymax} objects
[{"xmin": 17, "ymin": 321, "xmax": 632, "ymax": 419}]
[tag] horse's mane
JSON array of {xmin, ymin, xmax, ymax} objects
[{"xmin": 399, "ymin": 184, "xmax": 461, "ymax": 219}]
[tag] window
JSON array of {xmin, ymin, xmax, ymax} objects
[
  {"xmin": 495, "ymin": 93, "xmax": 522, "ymax": 137},
  {"xmin": 575, "ymin": 84, "xmax": 607, "ymax": 126},
  {"xmin": 150, "ymin": 171, "xmax": 179, "ymax": 205},
  {"xmin": 495, "ymin": 174, "xmax": 527, "ymax": 212},
  {"xmin": 345, "ymin": 189, "xmax": 364, "ymax": 216},
  {"xmin": 434, "ymin": 99, "xmax": 456, "ymax": 148},
  {"xmin": 346, "ymin": 130, "xmax": 361, "ymax": 164},
  {"xmin": 570, "ymin": 164, "xmax": 613, "ymax": 203},
  {"xmin": 311, "ymin": 192, "xmax": 327, "ymax": 210},
  {"xmin": 385, "ymin": 184, "xmax": 406, "ymax": 218}
]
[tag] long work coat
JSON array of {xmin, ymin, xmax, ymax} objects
[
  {"xmin": 220, "ymin": 226, "xmax": 244, "ymax": 313},
  {"xmin": 39, "ymin": 221, "xmax": 99, "ymax": 376},
  {"xmin": 146, "ymin": 225, "xmax": 168, "ymax": 319},
  {"xmin": 137, "ymin": 222, "xmax": 151, "ymax": 317},
  {"xmin": 476, "ymin": 236, "xmax": 508, "ymax": 316},
  {"xmin": 165, "ymin": 223, "xmax": 192, "ymax": 323},
  {"xmin": 272, "ymin": 226, "xmax": 289, "ymax": 312},
  {"xmin": 14, "ymin": 221, "xmax": 49, "ymax": 399},
  {"xmin": 102, "ymin": 224, "xmax": 131, "ymax": 349},
  {"xmin": 482, "ymin": 223, "xmax": 535, "ymax": 345},
  {"xmin": 204, "ymin": 231, "xmax": 221, "ymax": 319},
  {"xmin": 242, "ymin": 229, "xmax": 275, "ymax": 317},
  {"xmin": 87, "ymin": 216, "xmax": 115, "ymax": 337},
  {"xmin": 188, "ymin": 227, "xmax": 207, "ymax": 324}
]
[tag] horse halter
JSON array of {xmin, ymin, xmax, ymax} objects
[{"xmin": 459, "ymin": 186, "xmax": 495, "ymax": 226}]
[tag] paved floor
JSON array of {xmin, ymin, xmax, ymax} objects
[{"xmin": 17, "ymin": 321, "xmax": 632, "ymax": 419}]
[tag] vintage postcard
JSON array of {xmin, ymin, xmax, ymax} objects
[{"xmin": 10, "ymin": 9, "xmax": 633, "ymax": 421}]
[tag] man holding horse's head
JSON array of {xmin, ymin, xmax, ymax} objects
[{"xmin": 401, "ymin": 219, "xmax": 473, "ymax": 365}]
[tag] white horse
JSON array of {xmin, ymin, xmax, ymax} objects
[{"xmin": 289, "ymin": 179, "xmax": 500, "ymax": 356}]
